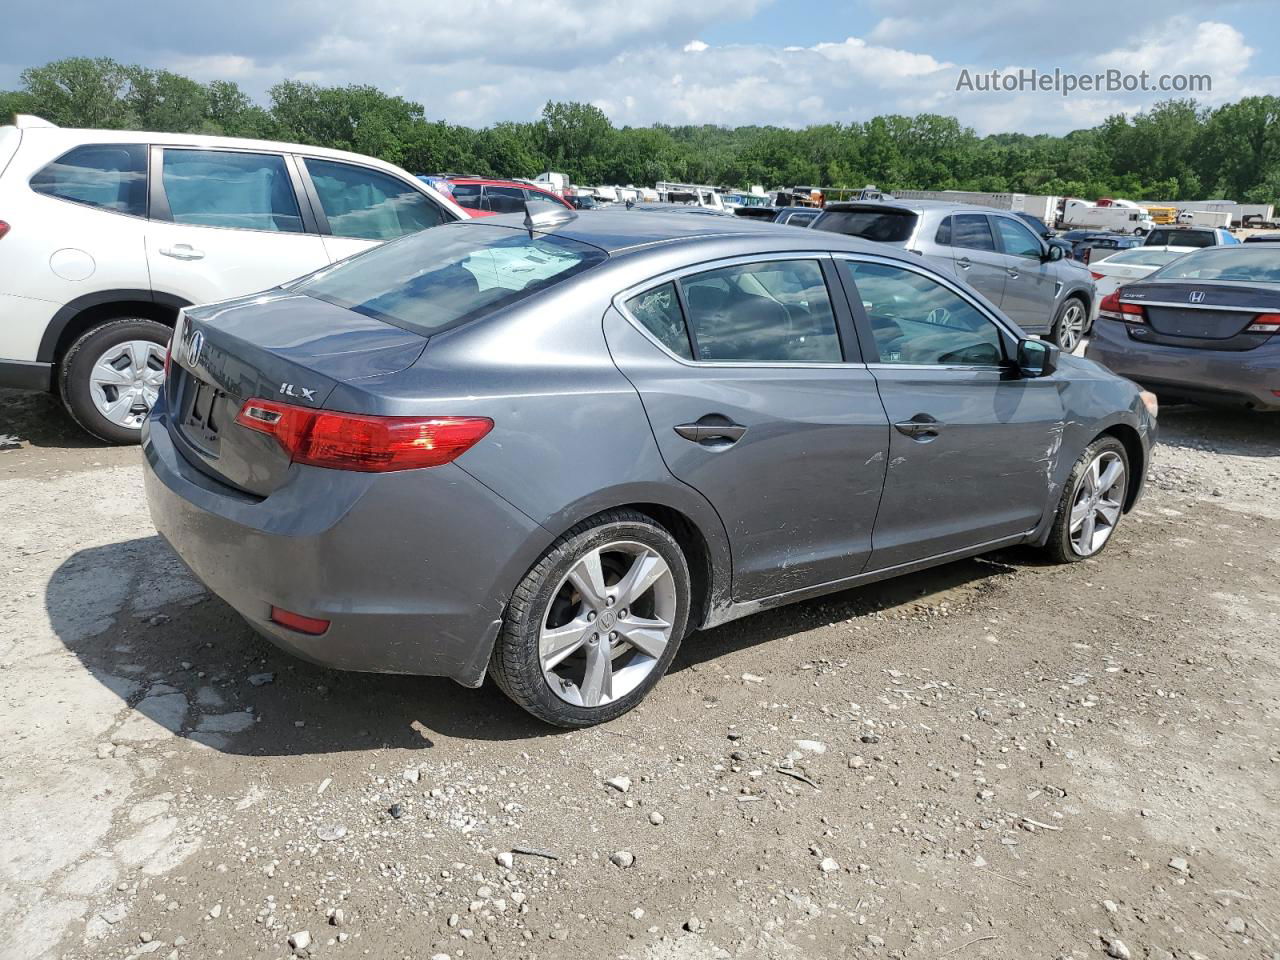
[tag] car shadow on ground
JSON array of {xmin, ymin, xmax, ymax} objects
[
  {"xmin": 47, "ymin": 535, "xmax": 1021, "ymax": 754},
  {"xmin": 0, "ymin": 387, "xmax": 108, "ymax": 449},
  {"xmin": 1157, "ymin": 404, "xmax": 1280, "ymax": 456}
]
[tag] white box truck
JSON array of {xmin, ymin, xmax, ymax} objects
[{"xmin": 1060, "ymin": 199, "xmax": 1155, "ymax": 235}]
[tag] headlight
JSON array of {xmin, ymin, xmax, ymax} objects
[{"xmin": 1140, "ymin": 390, "xmax": 1159, "ymax": 419}]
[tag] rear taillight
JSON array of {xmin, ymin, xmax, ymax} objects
[
  {"xmin": 1090, "ymin": 271, "xmax": 1105, "ymax": 280},
  {"xmin": 1098, "ymin": 291, "xmax": 1146, "ymax": 323},
  {"xmin": 235, "ymin": 398, "xmax": 493, "ymax": 472},
  {"xmin": 0, "ymin": 221, "xmax": 10, "ymax": 240},
  {"xmin": 1246, "ymin": 313, "xmax": 1280, "ymax": 334},
  {"xmin": 270, "ymin": 606, "xmax": 330, "ymax": 635}
]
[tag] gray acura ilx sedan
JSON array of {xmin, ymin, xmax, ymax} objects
[{"xmin": 143, "ymin": 208, "xmax": 1157, "ymax": 727}]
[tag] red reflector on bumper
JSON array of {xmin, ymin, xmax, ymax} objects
[{"xmin": 270, "ymin": 606, "xmax": 330, "ymax": 635}]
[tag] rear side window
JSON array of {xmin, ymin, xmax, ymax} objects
[
  {"xmin": 450, "ymin": 183, "xmax": 482, "ymax": 208},
  {"xmin": 305, "ymin": 159, "xmax": 444, "ymax": 240},
  {"xmin": 952, "ymin": 214, "xmax": 995, "ymax": 251},
  {"xmin": 680, "ymin": 260, "xmax": 841, "ymax": 362},
  {"xmin": 298, "ymin": 225, "xmax": 606, "ymax": 336},
  {"xmin": 30, "ymin": 143, "xmax": 147, "ymax": 216},
  {"xmin": 935, "ymin": 216, "xmax": 952, "ymax": 244},
  {"xmin": 813, "ymin": 208, "xmax": 917, "ymax": 243},
  {"xmin": 625, "ymin": 282, "xmax": 693, "ymax": 359},
  {"xmin": 482, "ymin": 186, "xmax": 527, "ymax": 214},
  {"xmin": 161, "ymin": 149, "xmax": 302, "ymax": 232}
]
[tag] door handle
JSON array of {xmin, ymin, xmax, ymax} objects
[
  {"xmin": 1006, "ymin": 267, "xmax": 1019, "ymax": 278},
  {"xmin": 674, "ymin": 417, "xmax": 747, "ymax": 445},
  {"xmin": 956, "ymin": 257, "xmax": 971, "ymax": 270},
  {"xmin": 159, "ymin": 244, "xmax": 204, "ymax": 261},
  {"xmin": 894, "ymin": 414, "xmax": 943, "ymax": 441}
]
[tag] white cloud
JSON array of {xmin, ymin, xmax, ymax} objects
[{"xmin": 683, "ymin": 40, "xmax": 709, "ymax": 53}]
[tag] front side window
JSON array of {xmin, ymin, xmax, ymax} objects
[
  {"xmin": 625, "ymin": 282, "xmax": 693, "ymax": 359},
  {"xmin": 680, "ymin": 259, "xmax": 841, "ymax": 362},
  {"xmin": 305, "ymin": 158, "xmax": 444, "ymax": 240},
  {"xmin": 30, "ymin": 143, "xmax": 147, "ymax": 216},
  {"xmin": 842, "ymin": 260, "xmax": 1004, "ymax": 366},
  {"xmin": 994, "ymin": 217, "xmax": 1043, "ymax": 258},
  {"xmin": 161, "ymin": 149, "xmax": 302, "ymax": 232},
  {"xmin": 298, "ymin": 224, "xmax": 607, "ymax": 336},
  {"xmin": 952, "ymin": 214, "xmax": 996, "ymax": 251}
]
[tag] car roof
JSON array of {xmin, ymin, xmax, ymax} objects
[
  {"xmin": 450, "ymin": 177, "xmax": 557, "ymax": 191},
  {"xmin": 476, "ymin": 208, "xmax": 910, "ymax": 258},
  {"xmin": 822, "ymin": 198, "xmax": 1010, "ymax": 216}
]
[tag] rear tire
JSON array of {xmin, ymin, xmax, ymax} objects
[
  {"xmin": 491, "ymin": 510, "xmax": 691, "ymax": 728},
  {"xmin": 1041, "ymin": 436, "xmax": 1130, "ymax": 564},
  {"xmin": 59, "ymin": 318, "xmax": 171, "ymax": 444},
  {"xmin": 1050, "ymin": 296, "xmax": 1088, "ymax": 352}
]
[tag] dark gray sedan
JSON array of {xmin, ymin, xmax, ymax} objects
[
  {"xmin": 1087, "ymin": 245, "xmax": 1280, "ymax": 412},
  {"xmin": 143, "ymin": 209, "xmax": 1156, "ymax": 727}
]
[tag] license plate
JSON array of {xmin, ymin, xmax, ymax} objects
[{"xmin": 182, "ymin": 380, "xmax": 224, "ymax": 452}]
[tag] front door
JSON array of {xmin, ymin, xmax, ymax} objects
[
  {"xmin": 835, "ymin": 256, "xmax": 1065, "ymax": 570},
  {"xmin": 991, "ymin": 214, "xmax": 1057, "ymax": 334},
  {"xmin": 145, "ymin": 147, "xmax": 330, "ymax": 306},
  {"xmin": 604, "ymin": 256, "xmax": 890, "ymax": 600}
]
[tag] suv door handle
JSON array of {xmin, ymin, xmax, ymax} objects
[
  {"xmin": 956, "ymin": 257, "xmax": 971, "ymax": 270},
  {"xmin": 159, "ymin": 244, "xmax": 204, "ymax": 261},
  {"xmin": 894, "ymin": 414, "xmax": 943, "ymax": 441},
  {"xmin": 1006, "ymin": 267, "xmax": 1020, "ymax": 278},
  {"xmin": 675, "ymin": 418, "xmax": 747, "ymax": 444}
]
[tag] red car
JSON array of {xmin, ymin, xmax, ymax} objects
[{"xmin": 435, "ymin": 177, "xmax": 573, "ymax": 215}]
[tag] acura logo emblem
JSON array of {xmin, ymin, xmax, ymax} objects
[
  {"xmin": 1188, "ymin": 291, "xmax": 1205, "ymax": 304},
  {"xmin": 186, "ymin": 330, "xmax": 205, "ymax": 366}
]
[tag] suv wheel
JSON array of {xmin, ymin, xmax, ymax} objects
[
  {"xmin": 1041, "ymin": 436, "xmax": 1130, "ymax": 563},
  {"xmin": 490, "ymin": 510, "xmax": 691, "ymax": 728},
  {"xmin": 1051, "ymin": 297, "xmax": 1088, "ymax": 353},
  {"xmin": 60, "ymin": 318, "xmax": 171, "ymax": 444}
]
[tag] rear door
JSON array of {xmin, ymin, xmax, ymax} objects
[
  {"xmin": 299, "ymin": 157, "xmax": 452, "ymax": 262},
  {"xmin": 946, "ymin": 213, "xmax": 1007, "ymax": 308},
  {"xmin": 991, "ymin": 214, "xmax": 1056, "ymax": 332},
  {"xmin": 836, "ymin": 255, "xmax": 1064, "ymax": 568},
  {"xmin": 145, "ymin": 147, "xmax": 329, "ymax": 305},
  {"xmin": 604, "ymin": 255, "xmax": 890, "ymax": 600}
]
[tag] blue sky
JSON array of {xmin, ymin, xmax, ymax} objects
[{"xmin": 1, "ymin": 0, "xmax": 1276, "ymax": 135}]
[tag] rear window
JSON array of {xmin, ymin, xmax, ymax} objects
[
  {"xmin": 813, "ymin": 207, "xmax": 917, "ymax": 243},
  {"xmin": 1100, "ymin": 248, "xmax": 1186, "ymax": 267},
  {"xmin": 1147, "ymin": 247, "xmax": 1280, "ymax": 284},
  {"xmin": 298, "ymin": 224, "xmax": 607, "ymax": 336},
  {"xmin": 30, "ymin": 143, "xmax": 148, "ymax": 216},
  {"xmin": 1146, "ymin": 229, "xmax": 1214, "ymax": 248}
]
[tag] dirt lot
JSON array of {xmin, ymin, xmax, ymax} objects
[{"xmin": 1, "ymin": 388, "xmax": 1277, "ymax": 960}]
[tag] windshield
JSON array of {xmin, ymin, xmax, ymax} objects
[
  {"xmin": 813, "ymin": 207, "xmax": 917, "ymax": 243},
  {"xmin": 1147, "ymin": 247, "xmax": 1280, "ymax": 284},
  {"xmin": 298, "ymin": 224, "xmax": 607, "ymax": 336}
]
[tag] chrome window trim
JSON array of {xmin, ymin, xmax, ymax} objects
[{"xmin": 612, "ymin": 251, "xmax": 867, "ymax": 370}]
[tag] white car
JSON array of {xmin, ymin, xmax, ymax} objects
[
  {"xmin": 1088, "ymin": 245, "xmax": 1196, "ymax": 300},
  {"xmin": 0, "ymin": 116, "xmax": 470, "ymax": 442}
]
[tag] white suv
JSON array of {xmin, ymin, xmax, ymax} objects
[{"xmin": 0, "ymin": 116, "xmax": 470, "ymax": 442}]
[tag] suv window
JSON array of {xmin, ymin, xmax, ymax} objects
[
  {"xmin": 298, "ymin": 224, "xmax": 606, "ymax": 336},
  {"xmin": 993, "ymin": 217, "xmax": 1043, "ymax": 258},
  {"xmin": 935, "ymin": 216, "xmax": 952, "ymax": 244},
  {"xmin": 161, "ymin": 149, "xmax": 303, "ymax": 232},
  {"xmin": 680, "ymin": 260, "xmax": 841, "ymax": 362},
  {"xmin": 482, "ymin": 186, "xmax": 527, "ymax": 215},
  {"xmin": 625, "ymin": 282, "xmax": 693, "ymax": 359},
  {"xmin": 1145, "ymin": 228, "xmax": 1214, "ymax": 248},
  {"xmin": 305, "ymin": 158, "xmax": 444, "ymax": 240},
  {"xmin": 813, "ymin": 207, "xmax": 917, "ymax": 243},
  {"xmin": 30, "ymin": 143, "xmax": 147, "ymax": 216},
  {"xmin": 450, "ymin": 183, "xmax": 482, "ymax": 208},
  {"xmin": 841, "ymin": 260, "xmax": 1003, "ymax": 366},
  {"xmin": 952, "ymin": 214, "xmax": 995, "ymax": 251}
]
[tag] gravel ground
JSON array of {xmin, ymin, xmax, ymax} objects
[{"xmin": 1, "ymin": 388, "xmax": 1277, "ymax": 960}]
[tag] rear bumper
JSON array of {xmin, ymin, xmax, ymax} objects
[
  {"xmin": 141, "ymin": 388, "xmax": 548, "ymax": 685},
  {"xmin": 1086, "ymin": 319, "xmax": 1280, "ymax": 412},
  {"xmin": 0, "ymin": 359, "xmax": 52, "ymax": 391}
]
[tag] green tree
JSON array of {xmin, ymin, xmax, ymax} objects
[{"xmin": 19, "ymin": 57, "xmax": 132, "ymax": 127}]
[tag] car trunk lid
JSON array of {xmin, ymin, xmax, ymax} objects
[
  {"xmin": 167, "ymin": 291, "xmax": 428, "ymax": 496},
  {"xmin": 1124, "ymin": 282, "xmax": 1280, "ymax": 344}
]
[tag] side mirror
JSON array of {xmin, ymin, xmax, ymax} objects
[
  {"xmin": 1017, "ymin": 338, "xmax": 1059, "ymax": 377},
  {"xmin": 1042, "ymin": 244, "xmax": 1064, "ymax": 262}
]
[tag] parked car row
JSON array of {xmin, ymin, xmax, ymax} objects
[{"xmin": 0, "ymin": 115, "xmax": 471, "ymax": 441}]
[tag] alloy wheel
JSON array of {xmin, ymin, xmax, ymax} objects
[
  {"xmin": 1056, "ymin": 301, "xmax": 1087, "ymax": 352},
  {"xmin": 539, "ymin": 541, "xmax": 677, "ymax": 708},
  {"xmin": 89, "ymin": 339, "xmax": 166, "ymax": 430},
  {"xmin": 1069, "ymin": 450, "xmax": 1126, "ymax": 556}
]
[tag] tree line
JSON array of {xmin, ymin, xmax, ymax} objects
[{"xmin": 3, "ymin": 57, "xmax": 1278, "ymax": 203}]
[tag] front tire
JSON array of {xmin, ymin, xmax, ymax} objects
[
  {"xmin": 490, "ymin": 510, "xmax": 691, "ymax": 728},
  {"xmin": 59, "ymin": 318, "xmax": 171, "ymax": 444},
  {"xmin": 1041, "ymin": 436, "xmax": 1130, "ymax": 564},
  {"xmin": 1051, "ymin": 296, "xmax": 1088, "ymax": 353}
]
